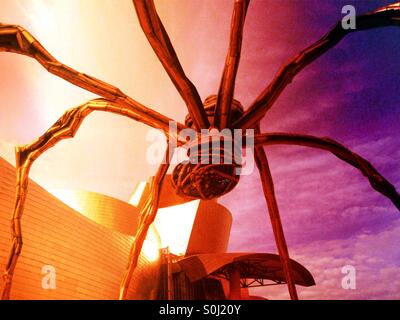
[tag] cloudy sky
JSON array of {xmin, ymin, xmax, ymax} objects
[{"xmin": 0, "ymin": 0, "xmax": 399, "ymax": 299}]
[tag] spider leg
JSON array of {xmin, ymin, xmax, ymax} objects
[
  {"xmin": 0, "ymin": 23, "xmax": 185, "ymax": 134},
  {"xmin": 132, "ymin": 0, "xmax": 209, "ymax": 130},
  {"xmin": 234, "ymin": 2, "xmax": 400, "ymax": 129},
  {"xmin": 254, "ymin": 127, "xmax": 298, "ymax": 300},
  {"xmin": 253, "ymin": 132, "xmax": 400, "ymax": 210},
  {"xmin": 119, "ymin": 144, "xmax": 172, "ymax": 300},
  {"xmin": 214, "ymin": 0, "xmax": 249, "ymax": 129},
  {"xmin": 0, "ymin": 151, "xmax": 28, "ymax": 300},
  {"xmin": 0, "ymin": 99, "xmax": 175, "ymax": 300}
]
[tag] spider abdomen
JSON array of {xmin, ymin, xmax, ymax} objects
[
  {"xmin": 171, "ymin": 136, "xmax": 241, "ymax": 200},
  {"xmin": 171, "ymin": 162, "xmax": 240, "ymax": 200}
]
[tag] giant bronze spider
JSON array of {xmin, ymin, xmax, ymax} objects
[{"xmin": 0, "ymin": 0, "xmax": 399, "ymax": 300}]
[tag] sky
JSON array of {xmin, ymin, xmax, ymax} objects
[{"xmin": 0, "ymin": 0, "xmax": 399, "ymax": 299}]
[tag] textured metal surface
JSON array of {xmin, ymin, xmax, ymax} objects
[
  {"xmin": 171, "ymin": 161, "xmax": 240, "ymax": 200},
  {"xmin": 53, "ymin": 190, "xmax": 141, "ymax": 235},
  {"xmin": 176, "ymin": 253, "xmax": 315, "ymax": 287},
  {"xmin": 0, "ymin": 157, "xmax": 160, "ymax": 300},
  {"xmin": 0, "ymin": 0, "xmax": 399, "ymax": 300},
  {"xmin": 0, "ymin": 99, "xmax": 170, "ymax": 299},
  {"xmin": 185, "ymin": 200, "xmax": 232, "ymax": 256}
]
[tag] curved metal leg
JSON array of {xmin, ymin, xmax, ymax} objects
[
  {"xmin": 234, "ymin": 3, "xmax": 400, "ymax": 129},
  {"xmin": 119, "ymin": 144, "xmax": 173, "ymax": 300},
  {"xmin": 254, "ymin": 126, "xmax": 298, "ymax": 300},
  {"xmin": 132, "ymin": 0, "xmax": 209, "ymax": 129},
  {"xmin": 253, "ymin": 132, "xmax": 400, "ymax": 210},
  {"xmin": 0, "ymin": 23, "xmax": 185, "ymax": 134},
  {"xmin": 214, "ymin": 0, "xmax": 249, "ymax": 129},
  {"xmin": 0, "ymin": 99, "xmax": 171, "ymax": 299}
]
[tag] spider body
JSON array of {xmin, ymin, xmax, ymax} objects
[
  {"xmin": 173, "ymin": 95, "xmax": 244, "ymax": 200},
  {"xmin": 0, "ymin": 0, "xmax": 399, "ymax": 301}
]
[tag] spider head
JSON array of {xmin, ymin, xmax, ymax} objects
[{"xmin": 184, "ymin": 95, "xmax": 244, "ymax": 130}]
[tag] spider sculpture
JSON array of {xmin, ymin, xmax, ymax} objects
[{"xmin": 0, "ymin": 0, "xmax": 399, "ymax": 300}]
